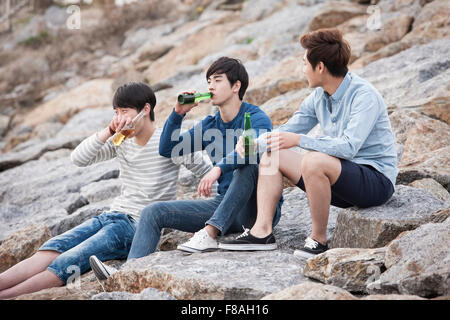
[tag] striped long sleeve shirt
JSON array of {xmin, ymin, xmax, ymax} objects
[{"xmin": 70, "ymin": 127, "xmax": 212, "ymax": 221}]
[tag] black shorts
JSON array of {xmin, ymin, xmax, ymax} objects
[{"xmin": 296, "ymin": 159, "xmax": 394, "ymax": 208}]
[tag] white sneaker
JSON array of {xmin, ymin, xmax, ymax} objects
[
  {"xmin": 177, "ymin": 228, "xmax": 218, "ymax": 253},
  {"xmin": 89, "ymin": 255, "xmax": 118, "ymax": 280}
]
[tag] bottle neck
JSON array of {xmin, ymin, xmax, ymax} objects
[{"xmin": 244, "ymin": 114, "xmax": 252, "ymax": 130}]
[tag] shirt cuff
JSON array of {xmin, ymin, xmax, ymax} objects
[
  {"xmin": 299, "ymin": 134, "xmax": 317, "ymax": 151},
  {"xmin": 216, "ymin": 162, "xmax": 232, "ymax": 175},
  {"xmin": 168, "ymin": 109, "xmax": 186, "ymax": 124}
]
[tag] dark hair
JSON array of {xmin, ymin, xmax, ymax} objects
[
  {"xmin": 206, "ymin": 57, "xmax": 249, "ymax": 100},
  {"xmin": 300, "ymin": 28, "xmax": 351, "ymax": 78},
  {"xmin": 112, "ymin": 82, "xmax": 156, "ymax": 121}
]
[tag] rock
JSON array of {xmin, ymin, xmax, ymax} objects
[
  {"xmin": 302, "ymin": 247, "xmax": 386, "ymax": 293},
  {"xmin": 145, "ymin": 19, "xmax": 243, "ymax": 85},
  {"xmin": 0, "ymin": 114, "xmax": 10, "ymax": 136},
  {"xmin": 135, "ymin": 42, "xmax": 174, "ymax": 63},
  {"xmin": 246, "ymin": 53, "xmax": 309, "ymax": 107},
  {"xmin": 356, "ymin": 38, "xmax": 450, "ymax": 125},
  {"xmin": 274, "ymin": 187, "xmax": 340, "ymax": 251},
  {"xmin": 329, "ymin": 185, "xmax": 445, "ymax": 249},
  {"xmin": 389, "ymin": 110, "xmax": 450, "ymax": 189},
  {"xmin": 409, "ymin": 178, "xmax": 450, "ymax": 203},
  {"xmin": 80, "ymin": 179, "xmax": 121, "ymax": 204},
  {"xmin": 240, "ymin": 0, "xmax": 284, "ymax": 22},
  {"xmin": 0, "ymin": 108, "xmax": 114, "ymax": 172},
  {"xmin": 258, "ymin": 89, "xmax": 312, "ymax": 127},
  {"xmin": 0, "ymin": 224, "xmax": 51, "ymax": 272},
  {"xmin": 361, "ymin": 294, "xmax": 426, "ymax": 300},
  {"xmin": 261, "ymin": 282, "xmax": 357, "ymax": 300},
  {"xmin": 0, "ymin": 155, "xmax": 119, "ymax": 241},
  {"xmin": 18, "ymin": 78, "xmax": 114, "ymax": 128},
  {"xmin": 426, "ymin": 207, "xmax": 450, "ymax": 224},
  {"xmin": 338, "ymin": 12, "xmax": 413, "ymax": 63},
  {"xmin": 225, "ymin": 3, "xmax": 320, "ymax": 57},
  {"xmin": 14, "ymin": 268, "xmax": 104, "ymax": 300},
  {"xmin": 369, "ymin": 218, "xmax": 450, "ymax": 297},
  {"xmin": 350, "ymin": 41, "xmax": 410, "ymax": 69},
  {"xmin": 308, "ymin": 1, "xmax": 367, "ymax": 31},
  {"xmin": 92, "ymin": 287, "xmax": 176, "ymax": 300},
  {"xmin": 105, "ymin": 250, "xmax": 307, "ymax": 299},
  {"xmin": 400, "ymin": 0, "xmax": 450, "ymax": 48}
]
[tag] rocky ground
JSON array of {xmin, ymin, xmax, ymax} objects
[{"xmin": 0, "ymin": 0, "xmax": 449, "ymax": 300}]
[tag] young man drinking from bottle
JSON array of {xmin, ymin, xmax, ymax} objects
[
  {"xmin": 220, "ymin": 28, "xmax": 398, "ymax": 257},
  {"xmin": 89, "ymin": 57, "xmax": 284, "ymax": 280}
]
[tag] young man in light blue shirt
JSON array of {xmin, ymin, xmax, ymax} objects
[{"xmin": 220, "ymin": 28, "xmax": 398, "ymax": 257}]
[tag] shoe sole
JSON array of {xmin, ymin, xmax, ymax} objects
[
  {"xmin": 89, "ymin": 256, "xmax": 109, "ymax": 281},
  {"xmin": 293, "ymin": 250, "xmax": 318, "ymax": 259},
  {"xmin": 177, "ymin": 245, "xmax": 218, "ymax": 253},
  {"xmin": 218, "ymin": 243, "xmax": 277, "ymax": 251}
]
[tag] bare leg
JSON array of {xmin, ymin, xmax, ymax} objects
[
  {"xmin": 0, "ymin": 250, "xmax": 60, "ymax": 291},
  {"xmin": 251, "ymin": 149, "xmax": 303, "ymax": 237},
  {"xmin": 301, "ymin": 152, "xmax": 341, "ymax": 245},
  {"xmin": 0, "ymin": 269, "xmax": 63, "ymax": 300}
]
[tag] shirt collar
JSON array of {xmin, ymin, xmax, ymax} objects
[{"xmin": 323, "ymin": 72, "xmax": 352, "ymax": 102}]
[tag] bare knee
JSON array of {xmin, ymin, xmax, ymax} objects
[
  {"xmin": 34, "ymin": 250, "xmax": 61, "ymax": 263},
  {"xmin": 301, "ymin": 152, "xmax": 340, "ymax": 183}
]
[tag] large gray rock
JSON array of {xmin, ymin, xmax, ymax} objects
[
  {"xmin": 330, "ymin": 185, "xmax": 446, "ymax": 249},
  {"xmin": 0, "ymin": 155, "xmax": 119, "ymax": 241},
  {"xmin": 105, "ymin": 250, "xmax": 307, "ymax": 300},
  {"xmin": 369, "ymin": 218, "xmax": 450, "ymax": 298},
  {"xmin": 0, "ymin": 108, "xmax": 113, "ymax": 172}
]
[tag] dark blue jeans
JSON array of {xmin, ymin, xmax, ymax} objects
[{"xmin": 128, "ymin": 165, "xmax": 283, "ymax": 259}]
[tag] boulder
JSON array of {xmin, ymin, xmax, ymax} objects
[
  {"xmin": 368, "ymin": 218, "xmax": 450, "ymax": 298},
  {"xmin": 356, "ymin": 38, "xmax": 450, "ymax": 125},
  {"xmin": 105, "ymin": 251, "xmax": 307, "ymax": 300},
  {"xmin": 389, "ymin": 110, "xmax": 450, "ymax": 189},
  {"xmin": 308, "ymin": 1, "xmax": 367, "ymax": 31},
  {"xmin": 302, "ymin": 247, "xmax": 386, "ymax": 293},
  {"xmin": 246, "ymin": 53, "xmax": 309, "ymax": 107},
  {"xmin": 329, "ymin": 185, "xmax": 445, "ymax": 249},
  {"xmin": 261, "ymin": 281, "xmax": 357, "ymax": 300},
  {"xmin": 409, "ymin": 178, "xmax": 450, "ymax": 203},
  {"xmin": 0, "ymin": 224, "xmax": 51, "ymax": 272},
  {"xmin": 17, "ymin": 78, "xmax": 114, "ymax": 128},
  {"xmin": 338, "ymin": 12, "xmax": 413, "ymax": 63},
  {"xmin": 0, "ymin": 155, "xmax": 119, "ymax": 241},
  {"xmin": 145, "ymin": 19, "xmax": 243, "ymax": 85},
  {"xmin": 400, "ymin": 0, "xmax": 450, "ymax": 48}
]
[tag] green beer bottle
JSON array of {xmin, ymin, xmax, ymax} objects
[
  {"xmin": 243, "ymin": 112, "xmax": 256, "ymax": 157},
  {"xmin": 177, "ymin": 92, "xmax": 212, "ymax": 104}
]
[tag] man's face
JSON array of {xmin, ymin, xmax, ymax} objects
[
  {"xmin": 302, "ymin": 51, "xmax": 322, "ymax": 88},
  {"xmin": 207, "ymin": 73, "xmax": 238, "ymax": 106},
  {"xmin": 114, "ymin": 107, "xmax": 142, "ymax": 138}
]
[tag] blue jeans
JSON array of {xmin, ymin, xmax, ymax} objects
[
  {"xmin": 39, "ymin": 212, "xmax": 136, "ymax": 284},
  {"xmin": 128, "ymin": 165, "xmax": 283, "ymax": 259}
]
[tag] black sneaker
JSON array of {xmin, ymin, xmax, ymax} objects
[
  {"xmin": 219, "ymin": 228, "xmax": 277, "ymax": 251},
  {"xmin": 294, "ymin": 237, "xmax": 328, "ymax": 258}
]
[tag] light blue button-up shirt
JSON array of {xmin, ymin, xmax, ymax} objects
[{"xmin": 258, "ymin": 72, "xmax": 398, "ymax": 187}]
